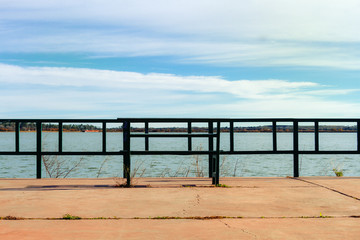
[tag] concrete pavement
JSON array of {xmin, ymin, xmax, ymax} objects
[{"xmin": 0, "ymin": 177, "xmax": 359, "ymax": 239}]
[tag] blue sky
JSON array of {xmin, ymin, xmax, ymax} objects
[{"xmin": 1, "ymin": 0, "xmax": 360, "ymax": 118}]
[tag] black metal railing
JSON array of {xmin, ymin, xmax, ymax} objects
[{"xmin": 1, "ymin": 118, "xmax": 359, "ymax": 185}]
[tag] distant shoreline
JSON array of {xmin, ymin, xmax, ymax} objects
[
  {"xmin": 1, "ymin": 122, "xmax": 357, "ymax": 133},
  {"xmin": 0, "ymin": 128, "xmax": 356, "ymax": 133}
]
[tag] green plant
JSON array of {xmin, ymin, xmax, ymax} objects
[
  {"xmin": 62, "ymin": 214, "xmax": 81, "ymax": 220},
  {"xmin": 151, "ymin": 216, "xmax": 181, "ymax": 219},
  {"xmin": 332, "ymin": 168, "xmax": 343, "ymax": 177},
  {"xmin": 215, "ymin": 184, "xmax": 230, "ymax": 188},
  {"xmin": 329, "ymin": 160, "xmax": 344, "ymax": 177},
  {"xmin": 319, "ymin": 213, "xmax": 332, "ymax": 218}
]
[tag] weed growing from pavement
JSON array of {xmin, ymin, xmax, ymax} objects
[
  {"xmin": 62, "ymin": 214, "xmax": 82, "ymax": 220},
  {"xmin": 332, "ymin": 168, "xmax": 343, "ymax": 177},
  {"xmin": 329, "ymin": 160, "xmax": 344, "ymax": 177},
  {"xmin": 150, "ymin": 216, "xmax": 233, "ymax": 220},
  {"xmin": 1, "ymin": 215, "xmax": 341, "ymax": 220},
  {"xmin": 0, "ymin": 216, "xmax": 24, "ymax": 220},
  {"xmin": 113, "ymin": 160, "xmax": 148, "ymax": 187},
  {"xmin": 152, "ymin": 216, "xmax": 182, "ymax": 219},
  {"xmin": 319, "ymin": 213, "xmax": 333, "ymax": 218},
  {"xmin": 113, "ymin": 180, "xmax": 133, "ymax": 188},
  {"xmin": 215, "ymin": 184, "xmax": 231, "ymax": 188}
]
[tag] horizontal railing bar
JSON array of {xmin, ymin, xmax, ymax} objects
[
  {"xmin": 117, "ymin": 118, "xmax": 360, "ymax": 123},
  {"xmin": 130, "ymin": 150, "xmax": 360, "ymax": 155},
  {"xmin": 130, "ymin": 133, "xmax": 218, "ymax": 138},
  {"xmin": 0, "ymin": 151, "xmax": 125, "ymax": 155},
  {"xmin": 1, "ymin": 150, "xmax": 359, "ymax": 155},
  {"xmin": 0, "ymin": 151, "xmax": 219, "ymax": 156},
  {"xmin": 221, "ymin": 151, "xmax": 294, "ymax": 154},
  {"xmin": 0, "ymin": 119, "xmax": 121, "ymax": 123},
  {"xmin": 0, "ymin": 152, "xmax": 39, "ymax": 155},
  {"xmin": 129, "ymin": 151, "xmax": 219, "ymax": 155},
  {"xmin": 43, "ymin": 152, "xmax": 126, "ymax": 155},
  {"xmin": 221, "ymin": 150, "xmax": 360, "ymax": 155},
  {"xmin": 299, "ymin": 150, "xmax": 360, "ymax": 154}
]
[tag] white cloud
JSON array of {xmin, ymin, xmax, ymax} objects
[
  {"xmin": 0, "ymin": 64, "xmax": 358, "ymax": 118},
  {"xmin": 1, "ymin": 0, "xmax": 360, "ymax": 69},
  {"xmin": 0, "ymin": 63, "xmax": 317, "ymax": 99}
]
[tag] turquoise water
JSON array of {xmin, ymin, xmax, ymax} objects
[{"xmin": 0, "ymin": 132, "xmax": 359, "ymax": 178}]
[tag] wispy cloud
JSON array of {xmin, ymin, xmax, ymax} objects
[
  {"xmin": 1, "ymin": 0, "xmax": 360, "ymax": 69},
  {"xmin": 0, "ymin": 64, "xmax": 358, "ymax": 118},
  {"xmin": 0, "ymin": 63, "xmax": 317, "ymax": 99},
  {"xmin": 2, "ymin": 0, "xmax": 360, "ymax": 42}
]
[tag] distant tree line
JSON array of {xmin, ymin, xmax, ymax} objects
[
  {"xmin": 0, "ymin": 122, "xmax": 357, "ymax": 132},
  {"xmin": 0, "ymin": 122, "xmax": 111, "ymax": 132}
]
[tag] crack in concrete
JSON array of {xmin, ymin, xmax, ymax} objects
[
  {"xmin": 218, "ymin": 219, "xmax": 231, "ymax": 228},
  {"xmin": 240, "ymin": 228, "xmax": 258, "ymax": 239},
  {"xmin": 292, "ymin": 178, "xmax": 360, "ymax": 202},
  {"xmin": 178, "ymin": 190, "xmax": 200, "ymax": 216},
  {"xmin": 2, "ymin": 216, "xmax": 360, "ymax": 220},
  {"xmin": 195, "ymin": 194, "xmax": 200, "ymax": 205}
]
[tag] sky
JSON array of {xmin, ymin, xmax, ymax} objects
[{"xmin": 1, "ymin": 0, "xmax": 360, "ymax": 119}]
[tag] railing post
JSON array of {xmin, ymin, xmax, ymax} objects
[
  {"xmin": 315, "ymin": 121, "xmax": 319, "ymax": 152},
  {"xmin": 293, "ymin": 121, "xmax": 299, "ymax": 177},
  {"xmin": 272, "ymin": 121, "xmax": 277, "ymax": 151},
  {"xmin": 102, "ymin": 122, "xmax": 107, "ymax": 153},
  {"xmin": 15, "ymin": 121, "xmax": 20, "ymax": 153},
  {"xmin": 59, "ymin": 122, "xmax": 63, "ymax": 153},
  {"xmin": 212, "ymin": 155, "xmax": 217, "ymax": 184},
  {"xmin": 145, "ymin": 121, "xmax": 149, "ymax": 151},
  {"xmin": 217, "ymin": 121, "xmax": 221, "ymax": 184},
  {"xmin": 230, "ymin": 121, "xmax": 234, "ymax": 152},
  {"xmin": 357, "ymin": 121, "xmax": 360, "ymax": 152},
  {"xmin": 212, "ymin": 121, "xmax": 221, "ymax": 185},
  {"xmin": 123, "ymin": 121, "xmax": 131, "ymax": 185},
  {"xmin": 187, "ymin": 121, "xmax": 192, "ymax": 151},
  {"xmin": 36, "ymin": 121, "xmax": 42, "ymax": 179},
  {"xmin": 208, "ymin": 121, "xmax": 214, "ymax": 178}
]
